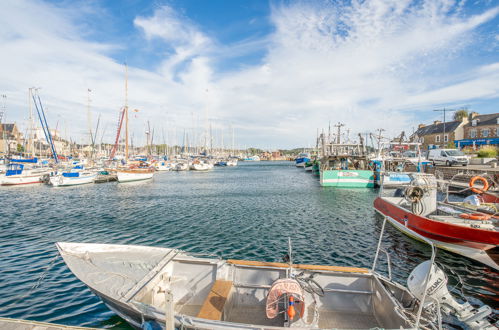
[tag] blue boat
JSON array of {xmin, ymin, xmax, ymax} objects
[{"xmin": 295, "ymin": 153, "xmax": 311, "ymax": 168}]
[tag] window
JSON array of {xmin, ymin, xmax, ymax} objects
[
  {"xmin": 470, "ymin": 129, "xmax": 477, "ymax": 138},
  {"xmin": 496, "ymin": 128, "xmax": 499, "ymax": 137},
  {"xmin": 435, "ymin": 135, "xmax": 441, "ymax": 143},
  {"xmin": 444, "ymin": 134, "xmax": 448, "ymax": 142},
  {"xmin": 482, "ymin": 129, "xmax": 489, "ymax": 137},
  {"xmin": 420, "ymin": 137, "xmax": 424, "ymax": 143},
  {"xmin": 472, "ymin": 120, "xmax": 477, "ymax": 126},
  {"xmin": 441, "ymin": 151, "xmax": 447, "ymax": 156}
]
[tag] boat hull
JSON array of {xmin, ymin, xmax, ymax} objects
[
  {"xmin": 49, "ymin": 173, "xmax": 97, "ymax": 187},
  {"xmin": 320, "ymin": 170, "xmax": 374, "ymax": 188},
  {"xmin": 117, "ymin": 170, "xmax": 154, "ymax": 182},
  {"xmin": 374, "ymin": 197, "xmax": 499, "ymax": 270},
  {"xmin": 295, "ymin": 157, "xmax": 310, "ymax": 167},
  {"xmin": 0, "ymin": 174, "xmax": 44, "ymax": 185}
]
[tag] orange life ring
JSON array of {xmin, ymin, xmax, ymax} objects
[
  {"xmin": 469, "ymin": 176, "xmax": 489, "ymax": 194},
  {"xmin": 459, "ymin": 213, "xmax": 491, "ymax": 221}
]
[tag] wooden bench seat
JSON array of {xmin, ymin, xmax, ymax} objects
[{"xmin": 197, "ymin": 280, "xmax": 233, "ymax": 320}]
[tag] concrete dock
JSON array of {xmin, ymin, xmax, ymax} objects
[{"xmin": 0, "ymin": 318, "xmax": 97, "ymax": 330}]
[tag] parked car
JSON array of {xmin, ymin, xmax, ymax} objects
[{"xmin": 427, "ymin": 149, "xmax": 469, "ymax": 166}]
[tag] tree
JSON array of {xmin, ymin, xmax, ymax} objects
[{"xmin": 453, "ymin": 109, "xmax": 469, "ymax": 121}]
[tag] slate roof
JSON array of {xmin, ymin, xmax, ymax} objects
[
  {"xmin": 465, "ymin": 113, "xmax": 499, "ymax": 127},
  {"xmin": 0, "ymin": 124, "xmax": 15, "ymax": 132},
  {"xmin": 414, "ymin": 120, "xmax": 461, "ymax": 137}
]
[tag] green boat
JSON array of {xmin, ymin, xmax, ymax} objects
[
  {"xmin": 320, "ymin": 168, "xmax": 374, "ymax": 187},
  {"xmin": 312, "ymin": 160, "xmax": 320, "ymax": 176},
  {"xmin": 318, "ymin": 142, "xmax": 374, "ymax": 188}
]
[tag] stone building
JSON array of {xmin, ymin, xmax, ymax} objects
[
  {"xmin": 411, "ymin": 118, "xmax": 467, "ymax": 150},
  {"xmin": 455, "ymin": 112, "xmax": 499, "ymax": 148},
  {"xmin": 0, "ymin": 123, "xmax": 22, "ymax": 154}
]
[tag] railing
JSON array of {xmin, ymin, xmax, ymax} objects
[{"xmin": 372, "ymin": 215, "xmax": 437, "ymax": 329}]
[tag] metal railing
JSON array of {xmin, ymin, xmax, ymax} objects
[{"xmin": 372, "ymin": 215, "xmax": 437, "ymax": 329}]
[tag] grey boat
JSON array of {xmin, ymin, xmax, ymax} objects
[{"xmin": 56, "ymin": 219, "xmax": 495, "ymax": 329}]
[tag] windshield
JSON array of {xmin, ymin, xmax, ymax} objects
[
  {"xmin": 403, "ymin": 151, "xmax": 417, "ymax": 157},
  {"xmin": 445, "ymin": 150, "xmax": 464, "ymax": 156}
]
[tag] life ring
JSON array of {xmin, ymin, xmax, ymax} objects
[
  {"xmin": 459, "ymin": 213, "xmax": 491, "ymax": 221},
  {"xmin": 469, "ymin": 176, "xmax": 489, "ymax": 194}
]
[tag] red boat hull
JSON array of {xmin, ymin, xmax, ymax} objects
[{"xmin": 374, "ymin": 197, "xmax": 499, "ymax": 269}]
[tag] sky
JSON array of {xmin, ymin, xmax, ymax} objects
[{"xmin": 0, "ymin": 0, "xmax": 498, "ymax": 149}]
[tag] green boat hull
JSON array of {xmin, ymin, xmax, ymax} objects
[{"xmin": 320, "ymin": 169, "xmax": 374, "ymax": 188}]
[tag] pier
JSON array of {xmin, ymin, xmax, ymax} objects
[{"xmin": 0, "ymin": 318, "xmax": 96, "ymax": 330}]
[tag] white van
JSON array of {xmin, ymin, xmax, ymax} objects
[{"xmin": 428, "ymin": 149, "xmax": 469, "ymax": 166}]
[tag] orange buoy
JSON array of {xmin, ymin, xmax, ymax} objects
[
  {"xmin": 459, "ymin": 213, "xmax": 491, "ymax": 221},
  {"xmin": 287, "ymin": 296, "xmax": 296, "ymax": 320},
  {"xmin": 469, "ymin": 176, "xmax": 489, "ymax": 194}
]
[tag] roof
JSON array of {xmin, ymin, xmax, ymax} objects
[
  {"xmin": 414, "ymin": 120, "xmax": 461, "ymax": 137},
  {"xmin": 0, "ymin": 123, "xmax": 16, "ymax": 132},
  {"xmin": 465, "ymin": 113, "xmax": 499, "ymax": 127}
]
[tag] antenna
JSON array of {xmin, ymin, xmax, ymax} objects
[
  {"xmin": 433, "ymin": 108, "xmax": 457, "ymax": 146},
  {"xmin": 334, "ymin": 122, "xmax": 345, "ymax": 144}
]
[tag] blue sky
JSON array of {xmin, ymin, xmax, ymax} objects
[{"xmin": 1, "ymin": 0, "xmax": 498, "ymax": 148}]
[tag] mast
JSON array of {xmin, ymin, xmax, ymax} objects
[
  {"xmin": 28, "ymin": 88, "xmax": 35, "ymax": 157},
  {"xmin": 87, "ymin": 89, "xmax": 93, "ymax": 153},
  {"xmin": 125, "ymin": 63, "xmax": 129, "ymax": 161},
  {"xmin": 334, "ymin": 122, "xmax": 344, "ymax": 144}
]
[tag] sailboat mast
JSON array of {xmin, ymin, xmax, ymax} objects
[
  {"xmin": 28, "ymin": 88, "xmax": 35, "ymax": 157},
  {"xmin": 125, "ymin": 63, "xmax": 129, "ymax": 161}
]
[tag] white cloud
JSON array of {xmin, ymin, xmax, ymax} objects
[{"xmin": 0, "ymin": 0, "xmax": 498, "ymax": 148}]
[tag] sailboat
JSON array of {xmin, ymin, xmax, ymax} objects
[
  {"xmin": 0, "ymin": 89, "xmax": 52, "ymax": 185},
  {"xmin": 114, "ymin": 64, "xmax": 155, "ymax": 183},
  {"xmin": 48, "ymin": 167, "xmax": 97, "ymax": 187},
  {"xmin": 0, "ymin": 160, "xmax": 51, "ymax": 185}
]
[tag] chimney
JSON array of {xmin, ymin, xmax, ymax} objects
[
  {"xmin": 469, "ymin": 112, "xmax": 479, "ymax": 120},
  {"xmin": 418, "ymin": 124, "xmax": 426, "ymax": 129},
  {"xmin": 433, "ymin": 120, "xmax": 442, "ymax": 125}
]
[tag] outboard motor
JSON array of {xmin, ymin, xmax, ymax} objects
[
  {"xmin": 408, "ymin": 261, "xmax": 496, "ymax": 329},
  {"xmin": 405, "ymin": 173, "xmax": 437, "ymax": 217}
]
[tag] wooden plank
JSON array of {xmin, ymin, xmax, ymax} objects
[
  {"xmin": 227, "ymin": 259, "xmax": 369, "ymax": 274},
  {"xmin": 197, "ymin": 280, "xmax": 233, "ymax": 320}
]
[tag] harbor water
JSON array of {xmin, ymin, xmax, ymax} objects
[{"xmin": 0, "ymin": 161, "xmax": 497, "ymax": 328}]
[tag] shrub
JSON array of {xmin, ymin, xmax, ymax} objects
[{"xmin": 477, "ymin": 146, "xmax": 498, "ymax": 158}]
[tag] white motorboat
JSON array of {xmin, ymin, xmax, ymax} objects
[
  {"xmin": 154, "ymin": 161, "xmax": 172, "ymax": 172},
  {"xmin": 173, "ymin": 162, "xmax": 189, "ymax": 171},
  {"xmin": 227, "ymin": 159, "xmax": 238, "ymax": 166},
  {"xmin": 0, "ymin": 164, "xmax": 51, "ymax": 185},
  {"xmin": 117, "ymin": 168, "xmax": 155, "ymax": 183},
  {"xmin": 191, "ymin": 161, "xmax": 213, "ymax": 171},
  {"xmin": 56, "ymin": 226, "xmax": 495, "ymax": 329},
  {"xmin": 49, "ymin": 170, "xmax": 97, "ymax": 187}
]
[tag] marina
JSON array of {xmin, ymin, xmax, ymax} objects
[
  {"xmin": 0, "ymin": 162, "xmax": 497, "ymax": 329},
  {"xmin": 1, "ymin": 1, "xmax": 499, "ymax": 329}
]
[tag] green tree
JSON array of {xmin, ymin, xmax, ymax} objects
[
  {"xmin": 453, "ymin": 109, "xmax": 469, "ymax": 121},
  {"xmin": 16, "ymin": 144, "xmax": 24, "ymax": 153}
]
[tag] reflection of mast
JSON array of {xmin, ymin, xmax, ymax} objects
[{"xmin": 125, "ymin": 63, "xmax": 129, "ymax": 161}]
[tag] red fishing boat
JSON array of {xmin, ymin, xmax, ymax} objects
[{"xmin": 374, "ymin": 173, "xmax": 499, "ymax": 270}]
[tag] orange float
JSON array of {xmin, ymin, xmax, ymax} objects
[{"xmin": 469, "ymin": 176, "xmax": 489, "ymax": 194}]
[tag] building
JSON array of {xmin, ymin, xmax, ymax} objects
[
  {"xmin": 411, "ymin": 118, "xmax": 467, "ymax": 150},
  {"xmin": 0, "ymin": 123, "xmax": 23, "ymax": 154},
  {"xmin": 455, "ymin": 112, "xmax": 499, "ymax": 149}
]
